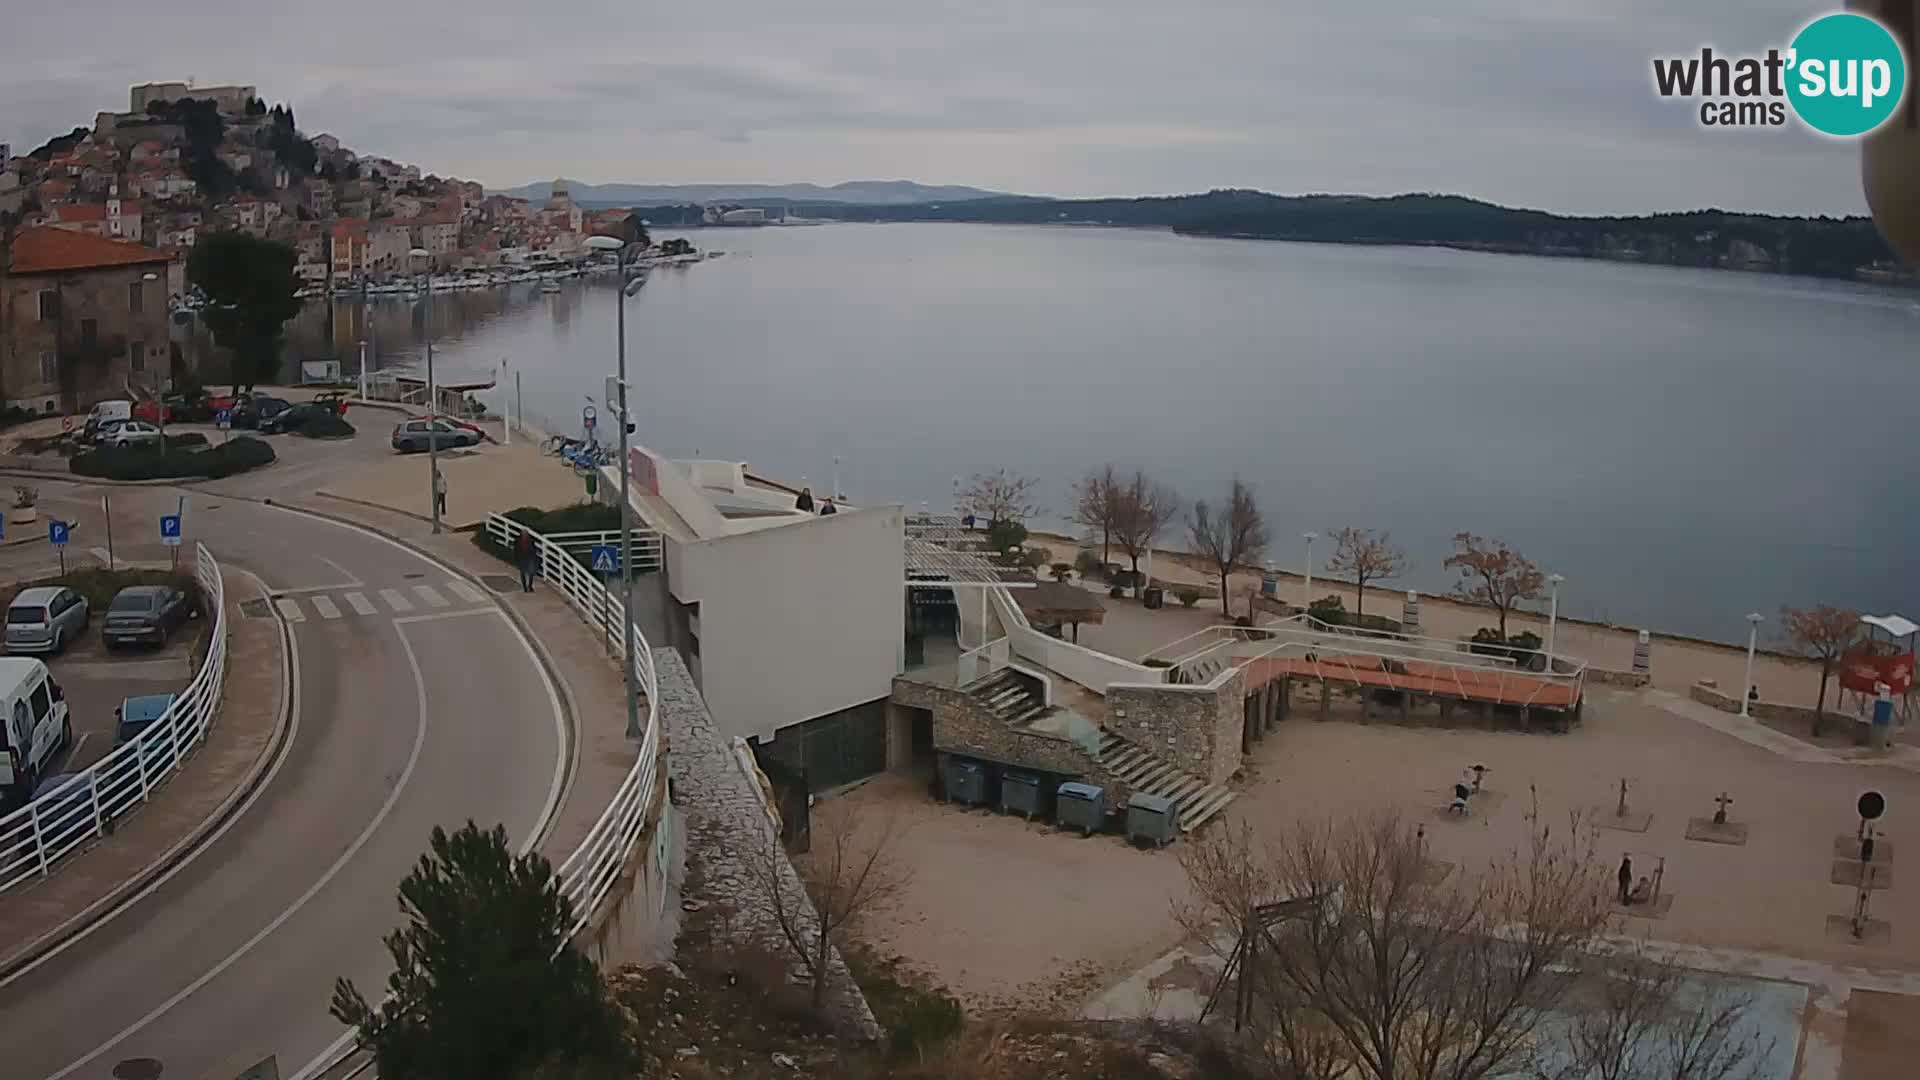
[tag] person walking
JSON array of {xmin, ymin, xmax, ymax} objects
[
  {"xmin": 514, "ymin": 528, "xmax": 538, "ymax": 592},
  {"xmin": 433, "ymin": 469, "xmax": 448, "ymax": 518},
  {"xmin": 1617, "ymin": 854, "xmax": 1633, "ymax": 905},
  {"xmin": 795, "ymin": 486, "xmax": 814, "ymax": 512}
]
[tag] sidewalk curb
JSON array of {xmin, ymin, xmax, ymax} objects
[{"xmin": 0, "ymin": 565, "xmax": 295, "ymax": 983}]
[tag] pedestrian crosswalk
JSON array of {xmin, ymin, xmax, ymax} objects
[{"xmin": 267, "ymin": 579, "xmax": 496, "ymax": 624}]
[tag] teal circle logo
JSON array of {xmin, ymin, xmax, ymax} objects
[{"xmin": 1787, "ymin": 13, "xmax": 1907, "ymax": 137}]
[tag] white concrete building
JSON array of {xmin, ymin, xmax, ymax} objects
[{"xmin": 607, "ymin": 446, "xmax": 905, "ymax": 788}]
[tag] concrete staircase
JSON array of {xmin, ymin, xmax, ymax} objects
[
  {"xmin": 1173, "ymin": 656, "xmax": 1227, "ymax": 685},
  {"xmin": 1095, "ymin": 731, "xmax": 1237, "ymax": 830},
  {"xmin": 967, "ymin": 668, "xmax": 1052, "ymax": 727}
]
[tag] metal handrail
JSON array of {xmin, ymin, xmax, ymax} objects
[
  {"xmin": 485, "ymin": 513, "xmax": 660, "ymax": 935},
  {"xmin": 0, "ymin": 544, "xmax": 228, "ymax": 893}
]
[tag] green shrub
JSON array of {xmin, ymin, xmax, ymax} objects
[
  {"xmin": 1469, "ymin": 628, "xmax": 1545, "ymax": 666},
  {"xmin": 1050, "ymin": 561, "xmax": 1073, "ymax": 582},
  {"xmin": 1176, "ymin": 587, "xmax": 1201, "ymax": 607},
  {"xmin": 886, "ymin": 989, "xmax": 964, "ymax": 1059},
  {"xmin": 164, "ymin": 432, "xmax": 209, "ymax": 450},
  {"xmin": 469, "ymin": 502, "xmax": 624, "ymax": 569},
  {"xmin": 1308, "ymin": 594, "xmax": 1347, "ymax": 625},
  {"xmin": 985, "ymin": 518, "xmax": 1027, "ymax": 555},
  {"xmin": 70, "ymin": 436, "xmax": 275, "ymax": 481},
  {"xmin": 1112, "ymin": 569, "xmax": 1142, "ymax": 589},
  {"xmin": 1073, "ymin": 550, "xmax": 1102, "ymax": 577},
  {"xmin": 1109, "ymin": 584, "xmax": 1126, "ymax": 599},
  {"xmin": 298, "ymin": 414, "xmax": 356, "ymax": 439}
]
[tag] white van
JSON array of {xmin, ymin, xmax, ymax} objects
[
  {"xmin": 83, "ymin": 399, "xmax": 132, "ymax": 442},
  {"xmin": 0, "ymin": 658, "xmax": 71, "ymax": 806}
]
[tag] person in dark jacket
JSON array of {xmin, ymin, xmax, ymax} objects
[
  {"xmin": 1617, "ymin": 854, "xmax": 1633, "ymax": 905},
  {"xmin": 515, "ymin": 530, "xmax": 538, "ymax": 592},
  {"xmin": 795, "ymin": 486, "xmax": 815, "ymax": 512},
  {"xmin": 819, "ymin": 498, "xmax": 838, "ymax": 516}
]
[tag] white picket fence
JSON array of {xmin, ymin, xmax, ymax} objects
[
  {"xmin": 485, "ymin": 513, "xmax": 662, "ymax": 935},
  {"xmin": 0, "ymin": 543, "xmax": 228, "ymax": 893}
]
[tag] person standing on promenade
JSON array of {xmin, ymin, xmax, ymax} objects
[
  {"xmin": 1617, "ymin": 854, "xmax": 1633, "ymax": 905},
  {"xmin": 514, "ymin": 529, "xmax": 538, "ymax": 592},
  {"xmin": 433, "ymin": 469, "xmax": 448, "ymax": 519},
  {"xmin": 795, "ymin": 486, "xmax": 814, "ymax": 512}
]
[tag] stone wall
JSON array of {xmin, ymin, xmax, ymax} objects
[
  {"xmin": 1690, "ymin": 680, "xmax": 1826, "ymax": 728},
  {"xmin": 1106, "ymin": 666, "xmax": 1245, "ymax": 786},
  {"xmin": 659, "ymin": 650, "xmax": 881, "ymax": 1041},
  {"xmin": 898, "ymin": 675, "xmax": 1104, "ymax": 778},
  {"xmin": 1587, "ymin": 668, "xmax": 1651, "ymax": 688}
]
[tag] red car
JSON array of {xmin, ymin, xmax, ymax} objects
[{"xmin": 130, "ymin": 400, "xmax": 174, "ymax": 424}]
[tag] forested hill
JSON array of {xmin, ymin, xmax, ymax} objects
[{"xmin": 650, "ymin": 190, "xmax": 1899, "ymax": 282}]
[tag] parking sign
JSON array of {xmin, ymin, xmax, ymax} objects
[
  {"xmin": 48, "ymin": 520, "xmax": 69, "ymax": 546},
  {"xmin": 216, "ymin": 409, "xmax": 232, "ymax": 430},
  {"xmin": 160, "ymin": 514, "xmax": 182, "ymax": 547}
]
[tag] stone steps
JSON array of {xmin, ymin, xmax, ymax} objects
[
  {"xmin": 967, "ymin": 669, "xmax": 1052, "ymax": 728},
  {"xmin": 1095, "ymin": 731, "xmax": 1237, "ymax": 830}
]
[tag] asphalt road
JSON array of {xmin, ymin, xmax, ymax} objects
[{"xmin": 0, "ymin": 492, "xmax": 568, "ymax": 1080}]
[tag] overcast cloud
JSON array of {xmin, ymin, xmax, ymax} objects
[{"xmin": 0, "ymin": 1, "xmax": 1872, "ymax": 214}]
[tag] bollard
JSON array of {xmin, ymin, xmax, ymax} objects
[
  {"xmin": 1632, "ymin": 629, "xmax": 1651, "ymax": 675},
  {"xmin": 1402, "ymin": 590, "xmax": 1421, "ymax": 635}
]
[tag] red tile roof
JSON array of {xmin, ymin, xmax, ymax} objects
[{"xmin": 9, "ymin": 226, "xmax": 172, "ymax": 274}]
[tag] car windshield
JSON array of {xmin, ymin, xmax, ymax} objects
[
  {"xmin": 111, "ymin": 594, "xmax": 155, "ymax": 612},
  {"xmin": 7, "ymin": 605, "xmax": 47, "ymax": 624}
]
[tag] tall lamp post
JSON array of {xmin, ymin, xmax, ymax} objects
[
  {"xmin": 1741, "ymin": 612, "xmax": 1764, "ymax": 717},
  {"xmin": 1545, "ymin": 573, "xmax": 1565, "ymax": 667},
  {"xmin": 1301, "ymin": 531, "xmax": 1318, "ymax": 612},
  {"xmin": 408, "ymin": 249, "xmax": 441, "ymax": 533},
  {"xmin": 586, "ymin": 234, "xmax": 647, "ymax": 739}
]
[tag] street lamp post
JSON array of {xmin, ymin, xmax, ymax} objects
[
  {"xmin": 587, "ymin": 234, "xmax": 647, "ymax": 739},
  {"xmin": 1302, "ymin": 532, "xmax": 1318, "ymax": 612},
  {"xmin": 1741, "ymin": 612, "xmax": 1764, "ymax": 717},
  {"xmin": 409, "ymin": 249, "xmax": 440, "ymax": 534},
  {"xmin": 1546, "ymin": 573, "xmax": 1565, "ymax": 668}
]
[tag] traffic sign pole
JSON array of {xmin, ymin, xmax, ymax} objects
[{"xmin": 102, "ymin": 493, "xmax": 113, "ymax": 571}]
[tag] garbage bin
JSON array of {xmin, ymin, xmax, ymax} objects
[
  {"xmin": 946, "ymin": 758, "xmax": 988, "ymax": 807},
  {"xmin": 1056, "ymin": 781, "xmax": 1106, "ymax": 836},
  {"xmin": 1001, "ymin": 769, "xmax": 1044, "ymax": 819},
  {"xmin": 1127, "ymin": 792, "xmax": 1180, "ymax": 848},
  {"xmin": 1143, "ymin": 586, "xmax": 1165, "ymax": 610}
]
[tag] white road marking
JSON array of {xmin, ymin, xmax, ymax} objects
[
  {"xmin": 378, "ymin": 588, "xmax": 413, "ymax": 612},
  {"xmin": 48, "ymin": 603, "xmax": 424, "ymax": 1080},
  {"xmin": 411, "ymin": 584, "xmax": 449, "ymax": 608},
  {"xmin": 343, "ymin": 591, "xmax": 376, "ymax": 616},
  {"xmin": 446, "ymin": 579, "xmax": 486, "ymax": 604},
  {"xmin": 315, "ymin": 555, "xmax": 363, "ymax": 587},
  {"xmin": 90, "ymin": 547, "xmax": 112, "ymax": 567},
  {"xmin": 309, "ymin": 595, "xmax": 341, "ymax": 620},
  {"xmin": 273, "ymin": 598, "xmax": 306, "ymax": 622},
  {"xmin": 64, "ymin": 732, "xmax": 91, "ymax": 767},
  {"xmin": 393, "ymin": 608, "xmax": 498, "ymax": 626}
]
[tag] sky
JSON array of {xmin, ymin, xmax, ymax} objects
[{"xmin": 0, "ymin": 1, "xmax": 1877, "ymax": 215}]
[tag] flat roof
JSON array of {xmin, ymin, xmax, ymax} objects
[{"xmin": 906, "ymin": 538, "xmax": 1024, "ymax": 587}]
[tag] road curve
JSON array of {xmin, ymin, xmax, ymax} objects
[{"xmin": 0, "ymin": 497, "xmax": 567, "ymax": 1080}]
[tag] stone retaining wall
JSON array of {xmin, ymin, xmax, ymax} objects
[
  {"xmin": 1588, "ymin": 668, "xmax": 1651, "ymax": 688},
  {"xmin": 895, "ymin": 675, "xmax": 1143, "ymax": 804},
  {"xmin": 659, "ymin": 650, "xmax": 881, "ymax": 1041},
  {"xmin": 1689, "ymin": 680, "xmax": 1824, "ymax": 728},
  {"xmin": 1107, "ymin": 668, "xmax": 1244, "ymax": 786}
]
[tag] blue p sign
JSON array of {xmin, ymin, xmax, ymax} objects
[
  {"xmin": 160, "ymin": 514, "xmax": 182, "ymax": 546},
  {"xmin": 48, "ymin": 521, "xmax": 69, "ymax": 546}
]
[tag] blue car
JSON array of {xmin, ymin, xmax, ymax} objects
[{"xmin": 115, "ymin": 693, "xmax": 178, "ymax": 748}]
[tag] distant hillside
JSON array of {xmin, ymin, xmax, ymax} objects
[{"xmin": 495, "ymin": 179, "xmax": 1013, "ymax": 206}]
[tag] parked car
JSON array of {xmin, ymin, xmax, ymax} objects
[
  {"xmin": 30, "ymin": 772, "xmax": 94, "ymax": 840},
  {"xmin": 0, "ymin": 659, "xmax": 71, "ymax": 807},
  {"xmin": 232, "ymin": 396, "xmax": 290, "ymax": 429},
  {"xmin": 103, "ymin": 420, "xmax": 164, "ymax": 448},
  {"xmin": 131, "ymin": 399, "xmax": 176, "ymax": 425},
  {"xmin": 391, "ymin": 418, "xmax": 479, "ymax": 453},
  {"xmin": 4, "ymin": 586, "xmax": 89, "ymax": 655},
  {"xmin": 102, "ymin": 585, "xmax": 194, "ymax": 649},
  {"xmin": 259, "ymin": 402, "xmax": 335, "ymax": 435},
  {"xmin": 114, "ymin": 692, "xmax": 178, "ymax": 747},
  {"xmin": 311, "ymin": 390, "xmax": 351, "ymax": 415}
]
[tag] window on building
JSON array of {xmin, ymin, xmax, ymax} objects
[
  {"xmin": 129, "ymin": 341, "xmax": 146, "ymax": 372},
  {"xmin": 38, "ymin": 291, "xmax": 59, "ymax": 322},
  {"xmin": 128, "ymin": 281, "xmax": 143, "ymax": 313},
  {"xmin": 80, "ymin": 319, "xmax": 97, "ymax": 348},
  {"xmin": 39, "ymin": 352, "xmax": 57, "ymax": 384}
]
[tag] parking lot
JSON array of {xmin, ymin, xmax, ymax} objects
[{"xmin": 39, "ymin": 628, "xmax": 202, "ymax": 775}]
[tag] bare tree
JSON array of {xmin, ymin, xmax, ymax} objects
[
  {"xmin": 958, "ymin": 468, "xmax": 1039, "ymax": 528},
  {"xmin": 1188, "ymin": 476, "xmax": 1269, "ymax": 618},
  {"xmin": 1444, "ymin": 532, "xmax": 1546, "ymax": 639},
  {"xmin": 1111, "ymin": 470, "xmax": 1181, "ymax": 584},
  {"xmin": 738, "ymin": 799, "xmax": 910, "ymax": 1010},
  {"xmin": 1071, "ymin": 464, "xmax": 1121, "ymax": 564},
  {"xmin": 1179, "ymin": 812, "xmax": 1615, "ymax": 1080},
  {"xmin": 1324, "ymin": 527, "xmax": 1408, "ymax": 620},
  {"xmin": 1779, "ymin": 605, "xmax": 1862, "ymax": 736},
  {"xmin": 1544, "ymin": 939, "xmax": 1772, "ymax": 1080}
]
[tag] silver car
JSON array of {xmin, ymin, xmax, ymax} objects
[{"xmin": 5, "ymin": 586, "xmax": 90, "ymax": 655}]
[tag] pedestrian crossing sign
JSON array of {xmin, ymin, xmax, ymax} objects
[{"xmin": 590, "ymin": 545, "xmax": 619, "ymax": 574}]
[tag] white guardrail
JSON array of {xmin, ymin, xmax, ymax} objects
[
  {"xmin": 0, "ymin": 543, "xmax": 227, "ymax": 893},
  {"xmin": 485, "ymin": 513, "xmax": 661, "ymax": 936}
]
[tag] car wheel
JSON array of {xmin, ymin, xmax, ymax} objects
[
  {"xmin": 51, "ymin": 630, "xmax": 63, "ymax": 654},
  {"xmin": 60, "ymin": 717, "xmax": 71, "ymax": 752}
]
